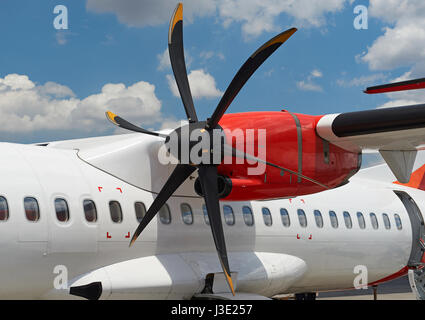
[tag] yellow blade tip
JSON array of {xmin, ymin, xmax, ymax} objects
[
  {"xmin": 224, "ymin": 271, "xmax": 235, "ymax": 296},
  {"xmin": 129, "ymin": 237, "xmax": 136, "ymax": 247},
  {"xmin": 170, "ymin": 3, "xmax": 183, "ymax": 33},
  {"xmin": 106, "ymin": 111, "xmax": 118, "ymax": 125}
]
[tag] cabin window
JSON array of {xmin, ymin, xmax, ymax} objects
[
  {"xmin": 159, "ymin": 204, "xmax": 171, "ymax": 224},
  {"xmin": 0, "ymin": 196, "xmax": 9, "ymax": 221},
  {"xmin": 370, "ymin": 213, "xmax": 379, "ymax": 229},
  {"xmin": 314, "ymin": 210, "xmax": 323, "ymax": 228},
  {"xmin": 109, "ymin": 201, "xmax": 123, "ymax": 223},
  {"xmin": 223, "ymin": 205, "xmax": 235, "ymax": 226},
  {"xmin": 181, "ymin": 203, "xmax": 193, "ymax": 225},
  {"xmin": 83, "ymin": 200, "xmax": 97, "ymax": 223},
  {"xmin": 383, "ymin": 213, "xmax": 391, "ymax": 230},
  {"xmin": 394, "ymin": 214, "xmax": 403, "ymax": 230},
  {"xmin": 134, "ymin": 202, "xmax": 146, "ymax": 223},
  {"xmin": 280, "ymin": 208, "xmax": 290, "ymax": 227},
  {"xmin": 262, "ymin": 207, "xmax": 273, "ymax": 226},
  {"xmin": 202, "ymin": 204, "xmax": 210, "ymax": 225},
  {"xmin": 343, "ymin": 211, "xmax": 352, "ymax": 229},
  {"xmin": 357, "ymin": 212, "xmax": 366, "ymax": 229},
  {"xmin": 242, "ymin": 206, "xmax": 254, "ymax": 226},
  {"xmin": 329, "ymin": 211, "xmax": 338, "ymax": 228},
  {"xmin": 24, "ymin": 197, "xmax": 39, "ymax": 222},
  {"xmin": 297, "ymin": 209, "xmax": 307, "ymax": 228},
  {"xmin": 55, "ymin": 198, "xmax": 69, "ymax": 223}
]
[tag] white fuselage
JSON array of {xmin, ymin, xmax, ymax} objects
[{"xmin": 0, "ymin": 139, "xmax": 420, "ymax": 299}]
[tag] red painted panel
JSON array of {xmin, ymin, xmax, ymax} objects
[{"xmin": 217, "ymin": 111, "xmax": 360, "ymax": 201}]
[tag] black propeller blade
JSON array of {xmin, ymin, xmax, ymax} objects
[
  {"xmin": 168, "ymin": 3, "xmax": 198, "ymax": 123},
  {"xmin": 129, "ymin": 164, "xmax": 196, "ymax": 246},
  {"xmin": 106, "ymin": 111, "xmax": 167, "ymax": 138},
  {"xmin": 206, "ymin": 28, "xmax": 297, "ymax": 129},
  {"xmin": 105, "ymin": 2, "xmax": 298, "ymax": 296},
  {"xmin": 197, "ymin": 165, "xmax": 235, "ymax": 295}
]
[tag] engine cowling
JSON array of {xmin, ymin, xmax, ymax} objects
[{"xmin": 215, "ymin": 110, "xmax": 361, "ymax": 201}]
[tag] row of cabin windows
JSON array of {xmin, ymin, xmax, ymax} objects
[
  {"xmin": 280, "ymin": 209, "xmax": 402, "ymax": 231},
  {"xmin": 0, "ymin": 196, "xmax": 404, "ymax": 231}
]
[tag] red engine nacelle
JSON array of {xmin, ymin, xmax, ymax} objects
[{"xmin": 209, "ymin": 110, "xmax": 361, "ymax": 201}]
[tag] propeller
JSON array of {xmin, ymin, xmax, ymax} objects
[{"xmin": 105, "ymin": 3, "xmax": 300, "ymax": 295}]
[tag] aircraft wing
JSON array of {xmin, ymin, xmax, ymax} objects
[{"xmin": 316, "ymin": 103, "xmax": 425, "ymax": 183}]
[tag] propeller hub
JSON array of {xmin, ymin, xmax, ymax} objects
[{"xmin": 166, "ymin": 122, "xmax": 225, "ymax": 166}]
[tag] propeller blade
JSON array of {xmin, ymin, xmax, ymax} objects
[
  {"xmin": 198, "ymin": 165, "xmax": 235, "ymax": 295},
  {"xmin": 168, "ymin": 3, "xmax": 198, "ymax": 123},
  {"xmin": 105, "ymin": 111, "xmax": 167, "ymax": 138},
  {"xmin": 207, "ymin": 28, "xmax": 297, "ymax": 129},
  {"xmin": 223, "ymin": 144, "xmax": 330, "ymax": 189},
  {"xmin": 129, "ymin": 164, "xmax": 196, "ymax": 246}
]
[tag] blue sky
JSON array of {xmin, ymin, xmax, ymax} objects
[{"xmin": 0, "ymin": 0, "xmax": 423, "ymax": 143}]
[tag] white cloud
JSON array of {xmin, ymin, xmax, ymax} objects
[
  {"xmin": 157, "ymin": 48, "xmax": 171, "ymax": 71},
  {"xmin": 86, "ymin": 0, "xmax": 216, "ymax": 27},
  {"xmin": 0, "ymin": 74, "xmax": 163, "ymax": 133},
  {"xmin": 167, "ymin": 69, "xmax": 222, "ymax": 99},
  {"xmin": 159, "ymin": 118, "xmax": 188, "ymax": 130},
  {"xmin": 311, "ymin": 69, "xmax": 323, "ymax": 78},
  {"xmin": 357, "ymin": 1, "xmax": 425, "ymax": 108},
  {"xmin": 296, "ymin": 69, "xmax": 324, "ymax": 92},
  {"xmin": 86, "ymin": 0, "xmax": 348, "ymax": 39},
  {"xmin": 361, "ymin": 0, "xmax": 425, "ymax": 71},
  {"xmin": 336, "ymin": 73, "xmax": 387, "ymax": 88},
  {"xmin": 218, "ymin": 0, "xmax": 347, "ymax": 39},
  {"xmin": 297, "ymin": 81, "xmax": 323, "ymax": 92}
]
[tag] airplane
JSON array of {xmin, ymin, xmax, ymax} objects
[{"xmin": 1, "ymin": 2, "xmax": 425, "ymax": 300}]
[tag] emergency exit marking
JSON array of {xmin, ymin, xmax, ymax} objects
[
  {"xmin": 116, "ymin": 187, "xmax": 122, "ymax": 193},
  {"xmin": 106, "ymin": 232, "xmax": 111, "ymax": 239},
  {"xmin": 98, "ymin": 186, "xmax": 103, "ymax": 192},
  {"xmin": 125, "ymin": 232, "xmax": 130, "ymax": 238}
]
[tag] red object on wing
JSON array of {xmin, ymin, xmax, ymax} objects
[
  {"xmin": 365, "ymin": 77, "xmax": 425, "ymax": 94},
  {"xmin": 216, "ymin": 111, "xmax": 361, "ymax": 201}
]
